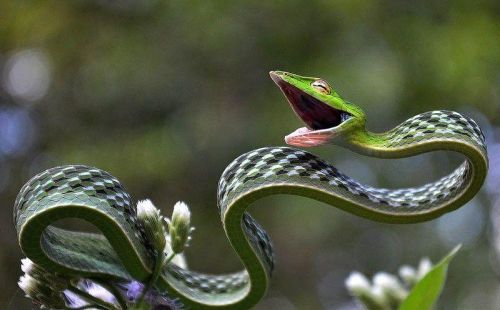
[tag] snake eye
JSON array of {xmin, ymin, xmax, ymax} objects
[{"xmin": 311, "ymin": 80, "xmax": 331, "ymax": 95}]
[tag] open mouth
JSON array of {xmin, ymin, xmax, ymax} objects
[
  {"xmin": 271, "ymin": 72, "xmax": 351, "ymax": 147},
  {"xmin": 274, "ymin": 80, "xmax": 345, "ymax": 130}
]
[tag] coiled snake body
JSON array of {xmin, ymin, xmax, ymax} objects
[{"xmin": 14, "ymin": 72, "xmax": 488, "ymax": 309}]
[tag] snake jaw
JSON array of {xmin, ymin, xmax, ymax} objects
[{"xmin": 284, "ymin": 127, "xmax": 337, "ymax": 147}]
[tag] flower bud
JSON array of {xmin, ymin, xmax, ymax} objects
[
  {"xmin": 18, "ymin": 274, "xmax": 66, "ymax": 309},
  {"xmin": 398, "ymin": 265, "xmax": 417, "ymax": 286},
  {"xmin": 417, "ymin": 258, "xmax": 432, "ymax": 279},
  {"xmin": 370, "ymin": 285, "xmax": 390, "ymax": 307},
  {"xmin": 345, "ymin": 272, "xmax": 390, "ymax": 310},
  {"xmin": 137, "ymin": 199, "xmax": 167, "ymax": 253},
  {"xmin": 345, "ymin": 272, "xmax": 371, "ymax": 296},
  {"xmin": 18, "ymin": 274, "xmax": 37, "ymax": 297},
  {"xmin": 21, "ymin": 258, "xmax": 69, "ymax": 291},
  {"xmin": 167, "ymin": 201, "xmax": 193, "ymax": 254},
  {"xmin": 373, "ymin": 272, "xmax": 408, "ymax": 303}
]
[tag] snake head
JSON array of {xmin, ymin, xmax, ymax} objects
[{"xmin": 270, "ymin": 71, "xmax": 365, "ymax": 147}]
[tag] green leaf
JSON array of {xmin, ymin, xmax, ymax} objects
[{"xmin": 398, "ymin": 245, "xmax": 461, "ymax": 310}]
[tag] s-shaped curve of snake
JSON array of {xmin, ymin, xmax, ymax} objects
[{"xmin": 14, "ymin": 71, "xmax": 488, "ymax": 309}]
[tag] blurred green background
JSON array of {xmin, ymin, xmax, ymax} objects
[{"xmin": 1, "ymin": 1, "xmax": 500, "ymax": 309}]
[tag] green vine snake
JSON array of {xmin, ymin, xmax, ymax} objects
[{"xmin": 14, "ymin": 71, "xmax": 488, "ymax": 309}]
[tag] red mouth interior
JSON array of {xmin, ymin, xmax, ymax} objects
[{"xmin": 277, "ymin": 80, "xmax": 345, "ymax": 130}]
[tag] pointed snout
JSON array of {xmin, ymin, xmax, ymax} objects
[{"xmin": 269, "ymin": 70, "xmax": 288, "ymax": 84}]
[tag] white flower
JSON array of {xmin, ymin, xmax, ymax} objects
[
  {"xmin": 18, "ymin": 274, "xmax": 36, "ymax": 296},
  {"xmin": 22, "ymin": 258, "xmax": 69, "ymax": 291},
  {"xmin": 84, "ymin": 281, "xmax": 117, "ymax": 304},
  {"xmin": 417, "ymin": 258, "xmax": 432, "ymax": 279},
  {"xmin": 345, "ymin": 272, "xmax": 371, "ymax": 296},
  {"xmin": 345, "ymin": 258, "xmax": 434, "ymax": 310},
  {"xmin": 63, "ymin": 290, "xmax": 88, "ymax": 308},
  {"xmin": 168, "ymin": 201, "xmax": 193, "ymax": 254},
  {"xmin": 18, "ymin": 273, "xmax": 66, "ymax": 308},
  {"xmin": 136, "ymin": 199, "xmax": 166, "ymax": 252},
  {"xmin": 64, "ymin": 280, "xmax": 119, "ymax": 308},
  {"xmin": 373, "ymin": 272, "xmax": 399, "ymax": 289},
  {"xmin": 172, "ymin": 201, "xmax": 190, "ymax": 224},
  {"xmin": 373, "ymin": 272, "xmax": 408, "ymax": 301},
  {"xmin": 137, "ymin": 199, "xmax": 161, "ymax": 219},
  {"xmin": 399, "ymin": 265, "xmax": 417, "ymax": 286},
  {"xmin": 345, "ymin": 272, "xmax": 393, "ymax": 310},
  {"xmin": 21, "ymin": 258, "xmax": 34, "ymax": 274},
  {"xmin": 370, "ymin": 285, "xmax": 389, "ymax": 305}
]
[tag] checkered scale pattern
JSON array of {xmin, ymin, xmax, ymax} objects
[
  {"xmin": 14, "ymin": 165, "xmax": 154, "ymax": 272},
  {"xmin": 384, "ymin": 110, "xmax": 486, "ymax": 150},
  {"xmin": 167, "ymin": 265, "xmax": 248, "ymax": 294},
  {"xmin": 15, "ymin": 165, "xmax": 131, "ymax": 224},
  {"xmin": 217, "ymin": 111, "xmax": 487, "ymax": 278},
  {"xmin": 14, "ymin": 165, "xmax": 252, "ymax": 296},
  {"xmin": 12, "ymin": 110, "xmax": 487, "ymax": 302},
  {"xmin": 218, "ymin": 147, "xmax": 474, "ymax": 213}
]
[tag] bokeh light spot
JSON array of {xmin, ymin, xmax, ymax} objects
[
  {"xmin": 0, "ymin": 107, "xmax": 36, "ymax": 157},
  {"xmin": 3, "ymin": 49, "xmax": 51, "ymax": 103}
]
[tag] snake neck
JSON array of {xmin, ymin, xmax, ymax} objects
[
  {"xmin": 337, "ymin": 128, "xmax": 436, "ymax": 158},
  {"xmin": 340, "ymin": 110, "xmax": 487, "ymax": 161},
  {"xmin": 341, "ymin": 129, "xmax": 404, "ymax": 158}
]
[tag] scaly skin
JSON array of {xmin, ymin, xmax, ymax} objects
[{"xmin": 14, "ymin": 71, "xmax": 488, "ymax": 309}]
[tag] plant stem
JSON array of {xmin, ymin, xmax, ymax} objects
[
  {"xmin": 136, "ymin": 251, "xmax": 175, "ymax": 305},
  {"xmin": 164, "ymin": 252, "xmax": 176, "ymax": 266}
]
